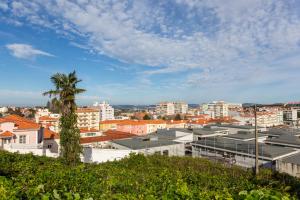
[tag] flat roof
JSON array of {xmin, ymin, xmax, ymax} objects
[
  {"xmin": 192, "ymin": 137, "xmax": 297, "ymax": 160},
  {"xmin": 223, "ymin": 131, "xmax": 265, "ymax": 140},
  {"xmin": 112, "ymin": 137, "xmax": 180, "ymax": 150},
  {"xmin": 193, "ymin": 127, "xmax": 228, "ymax": 136},
  {"xmin": 282, "ymin": 153, "xmax": 300, "ymax": 165},
  {"xmin": 265, "ymin": 135, "xmax": 300, "ymax": 147},
  {"xmin": 207, "ymin": 124, "xmax": 260, "ymax": 130}
]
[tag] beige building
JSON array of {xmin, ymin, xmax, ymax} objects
[
  {"xmin": 156, "ymin": 101, "xmax": 188, "ymax": 116},
  {"xmin": 76, "ymin": 108, "xmax": 100, "ymax": 130},
  {"xmin": 201, "ymin": 101, "xmax": 229, "ymax": 118}
]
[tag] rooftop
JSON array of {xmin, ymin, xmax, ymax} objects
[
  {"xmin": 112, "ymin": 136, "xmax": 180, "ymax": 150},
  {"xmin": 80, "ymin": 130, "xmax": 135, "ymax": 144},
  {"xmin": 281, "ymin": 153, "xmax": 300, "ymax": 165},
  {"xmin": 0, "ymin": 115, "xmax": 40, "ymax": 130},
  {"xmin": 223, "ymin": 131, "xmax": 266, "ymax": 141},
  {"xmin": 265, "ymin": 135, "xmax": 300, "ymax": 147},
  {"xmin": 192, "ymin": 137, "xmax": 297, "ymax": 160}
]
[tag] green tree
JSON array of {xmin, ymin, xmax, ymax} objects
[
  {"xmin": 143, "ymin": 114, "xmax": 151, "ymax": 120},
  {"xmin": 174, "ymin": 114, "xmax": 182, "ymax": 120},
  {"xmin": 43, "ymin": 71, "xmax": 85, "ymax": 165}
]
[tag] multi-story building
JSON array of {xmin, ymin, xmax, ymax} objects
[
  {"xmin": 76, "ymin": 108, "xmax": 100, "ymax": 130},
  {"xmin": 233, "ymin": 111, "xmax": 283, "ymax": 127},
  {"xmin": 116, "ymin": 120, "xmax": 167, "ymax": 135},
  {"xmin": 201, "ymin": 101, "xmax": 229, "ymax": 118},
  {"xmin": 93, "ymin": 101, "xmax": 114, "ymax": 121},
  {"xmin": 156, "ymin": 102, "xmax": 188, "ymax": 116},
  {"xmin": 174, "ymin": 102, "xmax": 188, "ymax": 114},
  {"xmin": 283, "ymin": 107, "xmax": 300, "ymax": 126},
  {"xmin": 156, "ymin": 102, "xmax": 175, "ymax": 115}
]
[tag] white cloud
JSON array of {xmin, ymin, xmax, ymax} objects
[
  {"xmin": 0, "ymin": 2, "xmax": 8, "ymax": 11},
  {"xmin": 2, "ymin": 0, "xmax": 300, "ymax": 89},
  {"xmin": 6, "ymin": 43, "xmax": 54, "ymax": 59}
]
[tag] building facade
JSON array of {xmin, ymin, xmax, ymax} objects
[
  {"xmin": 76, "ymin": 108, "xmax": 100, "ymax": 130},
  {"xmin": 93, "ymin": 101, "xmax": 114, "ymax": 121}
]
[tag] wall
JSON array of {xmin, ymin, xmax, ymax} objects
[
  {"xmin": 82, "ymin": 148, "xmax": 137, "ymax": 163},
  {"xmin": 277, "ymin": 161, "xmax": 300, "ymax": 178}
]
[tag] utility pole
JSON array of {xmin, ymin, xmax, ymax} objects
[{"xmin": 254, "ymin": 104, "xmax": 259, "ymax": 175}]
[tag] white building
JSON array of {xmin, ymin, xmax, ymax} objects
[
  {"xmin": 94, "ymin": 101, "xmax": 114, "ymax": 121},
  {"xmin": 283, "ymin": 108, "xmax": 300, "ymax": 126},
  {"xmin": 174, "ymin": 102, "xmax": 188, "ymax": 114},
  {"xmin": 201, "ymin": 101, "xmax": 229, "ymax": 118},
  {"xmin": 0, "ymin": 107, "xmax": 8, "ymax": 113},
  {"xmin": 156, "ymin": 102, "xmax": 188, "ymax": 116},
  {"xmin": 76, "ymin": 108, "xmax": 100, "ymax": 130}
]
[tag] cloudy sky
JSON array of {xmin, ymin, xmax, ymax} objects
[{"xmin": 0, "ymin": 0, "xmax": 300, "ymax": 106}]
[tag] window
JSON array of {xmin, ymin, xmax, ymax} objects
[
  {"xmin": 47, "ymin": 144, "xmax": 52, "ymax": 149},
  {"xmin": 19, "ymin": 135, "xmax": 26, "ymax": 144}
]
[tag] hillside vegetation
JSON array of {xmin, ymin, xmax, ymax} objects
[{"xmin": 0, "ymin": 150, "xmax": 299, "ymax": 199}]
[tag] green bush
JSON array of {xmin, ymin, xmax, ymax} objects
[{"xmin": 0, "ymin": 150, "xmax": 299, "ymax": 199}]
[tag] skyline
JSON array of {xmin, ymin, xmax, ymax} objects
[{"xmin": 1, "ymin": 0, "xmax": 300, "ymax": 106}]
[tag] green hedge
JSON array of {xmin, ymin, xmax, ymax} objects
[{"xmin": 0, "ymin": 150, "xmax": 299, "ymax": 199}]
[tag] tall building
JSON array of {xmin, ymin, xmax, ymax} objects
[
  {"xmin": 156, "ymin": 102, "xmax": 175, "ymax": 115},
  {"xmin": 156, "ymin": 102, "xmax": 188, "ymax": 116},
  {"xmin": 93, "ymin": 101, "xmax": 114, "ymax": 121},
  {"xmin": 76, "ymin": 108, "xmax": 100, "ymax": 130},
  {"xmin": 174, "ymin": 102, "xmax": 188, "ymax": 114},
  {"xmin": 201, "ymin": 101, "xmax": 229, "ymax": 118}
]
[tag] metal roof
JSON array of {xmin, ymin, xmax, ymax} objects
[
  {"xmin": 223, "ymin": 131, "xmax": 265, "ymax": 140},
  {"xmin": 192, "ymin": 137, "xmax": 297, "ymax": 160},
  {"xmin": 265, "ymin": 135, "xmax": 300, "ymax": 147},
  {"xmin": 112, "ymin": 136, "xmax": 180, "ymax": 150},
  {"xmin": 281, "ymin": 153, "xmax": 300, "ymax": 165}
]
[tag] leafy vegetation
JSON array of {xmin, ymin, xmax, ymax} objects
[
  {"xmin": 0, "ymin": 151, "xmax": 299, "ymax": 199},
  {"xmin": 43, "ymin": 71, "xmax": 85, "ymax": 165}
]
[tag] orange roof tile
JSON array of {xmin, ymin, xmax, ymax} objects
[
  {"xmin": 0, "ymin": 131, "xmax": 15, "ymax": 138},
  {"xmin": 80, "ymin": 128, "xmax": 99, "ymax": 133},
  {"xmin": 43, "ymin": 128, "xmax": 59, "ymax": 139},
  {"xmin": 117, "ymin": 120, "xmax": 166, "ymax": 126},
  {"xmin": 80, "ymin": 130, "xmax": 136, "ymax": 144},
  {"xmin": 76, "ymin": 108, "xmax": 99, "ymax": 113},
  {"xmin": 39, "ymin": 116, "xmax": 59, "ymax": 121},
  {"xmin": 0, "ymin": 115, "xmax": 40, "ymax": 130},
  {"xmin": 166, "ymin": 120, "xmax": 187, "ymax": 124}
]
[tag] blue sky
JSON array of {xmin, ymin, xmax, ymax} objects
[{"xmin": 0, "ymin": 0, "xmax": 300, "ymax": 106}]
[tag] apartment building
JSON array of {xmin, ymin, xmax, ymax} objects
[
  {"xmin": 233, "ymin": 111, "xmax": 283, "ymax": 127},
  {"xmin": 283, "ymin": 107, "xmax": 300, "ymax": 126},
  {"xmin": 116, "ymin": 120, "xmax": 166, "ymax": 135},
  {"xmin": 156, "ymin": 101, "xmax": 188, "ymax": 116},
  {"xmin": 76, "ymin": 108, "xmax": 100, "ymax": 130},
  {"xmin": 201, "ymin": 101, "xmax": 229, "ymax": 118},
  {"xmin": 174, "ymin": 102, "xmax": 188, "ymax": 114},
  {"xmin": 93, "ymin": 101, "xmax": 114, "ymax": 121}
]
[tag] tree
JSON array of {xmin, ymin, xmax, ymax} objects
[
  {"xmin": 174, "ymin": 114, "xmax": 182, "ymax": 120},
  {"xmin": 143, "ymin": 114, "xmax": 151, "ymax": 120},
  {"xmin": 43, "ymin": 71, "xmax": 85, "ymax": 165}
]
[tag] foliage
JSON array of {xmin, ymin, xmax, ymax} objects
[
  {"xmin": 174, "ymin": 114, "xmax": 182, "ymax": 120},
  {"xmin": 0, "ymin": 151, "xmax": 299, "ymax": 199},
  {"xmin": 143, "ymin": 114, "xmax": 151, "ymax": 120},
  {"xmin": 43, "ymin": 71, "xmax": 85, "ymax": 165}
]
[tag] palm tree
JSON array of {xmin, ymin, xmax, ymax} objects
[
  {"xmin": 43, "ymin": 71, "xmax": 86, "ymax": 116},
  {"xmin": 43, "ymin": 71, "xmax": 85, "ymax": 165}
]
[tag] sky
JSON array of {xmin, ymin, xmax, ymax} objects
[{"xmin": 0, "ymin": 0, "xmax": 300, "ymax": 106}]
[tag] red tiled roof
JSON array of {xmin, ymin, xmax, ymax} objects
[
  {"xmin": 44, "ymin": 128, "xmax": 59, "ymax": 139},
  {"xmin": 80, "ymin": 128, "xmax": 99, "ymax": 133},
  {"xmin": 0, "ymin": 131, "xmax": 15, "ymax": 138},
  {"xmin": 80, "ymin": 130, "xmax": 136, "ymax": 144},
  {"xmin": 166, "ymin": 120, "xmax": 187, "ymax": 124},
  {"xmin": 0, "ymin": 115, "xmax": 40, "ymax": 130},
  {"xmin": 116, "ymin": 120, "xmax": 166, "ymax": 126},
  {"xmin": 76, "ymin": 108, "xmax": 99, "ymax": 113},
  {"xmin": 39, "ymin": 116, "xmax": 58, "ymax": 121}
]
